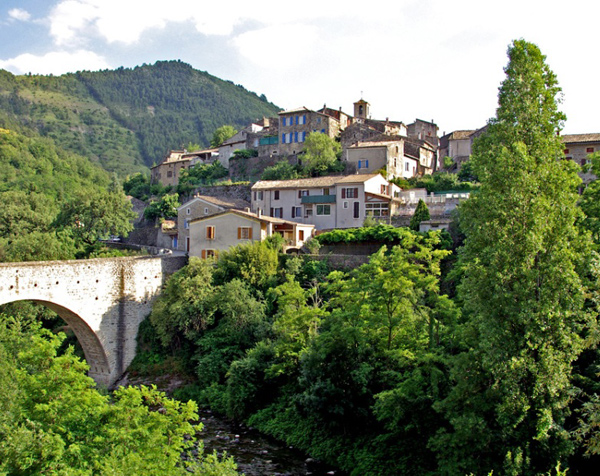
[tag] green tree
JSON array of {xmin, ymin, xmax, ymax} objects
[
  {"xmin": 149, "ymin": 257, "xmax": 216, "ymax": 347},
  {"xmin": 261, "ymin": 160, "xmax": 301, "ymax": 180},
  {"xmin": 409, "ymin": 198, "xmax": 430, "ymax": 231},
  {"xmin": 55, "ymin": 188, "xmax": 136, "ymax": 246},
  {"xmin": 213, "ymin": 241, "xmax": 279, "ymax": 291},
  {"xmin": 301, "ymin": 132, "xmax": 342, "ymax": 176},
  {"xmin": 432, "ymin": 40, "xmax": 593, "ymax": 475},
  {"xmin": 144, "ymin": 193, "xmax": 181, "ymax": 221},
  {"xmin": 0, "ymin": 316, "xmax": 238, "ymax": 475},
  {"xmin": 210, "ymin": 125, "xmax": 238, "ymax": 148},
  {"xmin": 578, "ymin": 152, "xmax": 600, "ymax": 244}
]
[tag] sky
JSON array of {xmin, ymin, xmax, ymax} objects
[{"xmin": 1, "ymin": 0, "xmax": 598, "ymax": 136}]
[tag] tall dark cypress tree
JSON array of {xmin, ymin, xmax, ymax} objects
[{"xmin": 432, "ymin": 40, "xmax": 594, "ymax": 475}]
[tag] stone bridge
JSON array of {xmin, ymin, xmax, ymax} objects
[{"xmin": 0, "ymin": 255, "xmax": 187, "ymax": 388}]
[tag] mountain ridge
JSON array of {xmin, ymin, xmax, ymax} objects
[{"xmin": 0, "ymin": 60, "xmax": 281, "ymax": 177}]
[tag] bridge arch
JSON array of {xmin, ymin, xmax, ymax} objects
[
  {"xmin": 0, "ymin": 255, "xmax": 187, "ymax": 387},
  {"xmin": 3, "ymin": 299, "xmax": 112, "ymax": 383}
]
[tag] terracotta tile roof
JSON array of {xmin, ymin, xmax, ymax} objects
[
  {"xmin": 335, "ymin": 174, "xmax": 381, "ymax": 184},
  {"xmin": 188, "ymin": 195, "xmax": 250, "ymax": 210},
  {"xmin": 279, "ymin": 106, "xmax": 312, "ymax": 115},
  {"xmin": 449, "ymin": 130, "xmax": 476, "ymax": 140},
  {"xmin": 562, "ymin": 133, "xmax": 600, "ymax": 144},
  {"xmin": 190, "ymin": 208, "xmax": 314, "ymax": 228},
  {"xmin": 252, "ymin": 174, "xmax": 381, "ymax": 190}
]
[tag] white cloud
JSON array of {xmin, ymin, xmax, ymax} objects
[
  {"xmin": 8, "ymin": 8, "xmax": 31, "ymax": 21},
  {"xmin": 46, "ymin": 0, "xmax": 389, "ymax": 46},
  {"xmin": 232, "ymin": 24, "xmax": 319, "ymax": 70},
  {"xmin": 0, "ymin": 50, "xmax": 110, "ymax": 75}
]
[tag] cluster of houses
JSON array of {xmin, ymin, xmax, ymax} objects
[
  {"xmin": 150, "ymin": 98, "xmax": 439, "ymax": 186},
  {"xmin": 148, "ymin": 97, "xmax": 600, "ymax": 259}
]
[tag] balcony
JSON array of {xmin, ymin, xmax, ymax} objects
[{"xmin": 301, "ymin": 195, "xmax": 336, "ymax": 204}]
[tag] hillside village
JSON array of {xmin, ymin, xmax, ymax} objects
[{"xmin": 144, "ymin": 97, "xmax": 600, "ymax": 259}]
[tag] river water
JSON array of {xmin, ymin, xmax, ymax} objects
[
  {"xmin": 197, "ymin": 409, "xmax": 348, "ymax": 476},
  {"xmin": 117, "ymin": 374, "xmax": 346, "ymax": 475}
]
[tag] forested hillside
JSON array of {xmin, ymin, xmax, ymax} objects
[
  {"xmin": 0, "ymin": 61, "xmax": 280, "ymax": 176},
  {"xmin": 0, "ymin": 127, "xmax": 135, "ymax": 262}
]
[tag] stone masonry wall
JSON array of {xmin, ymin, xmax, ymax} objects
[{"xmin": 0, "ymin": 255, "xmax": 187, "ymax": 387}]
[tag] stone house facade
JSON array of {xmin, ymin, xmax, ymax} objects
[
  {"xmin": 176, "ymin": 195, "xmax": 250, "ymax": 252},
  {"xmin": 189, "ymin": 209, "xmax": 314, "ymax": 258},
  {"xmin": 150, "ymin": 148, "xmax": 219, "ymax": 187},
  {"xmin": 251, "ymin": 174, "xmax": 401, "ymax": 230}
]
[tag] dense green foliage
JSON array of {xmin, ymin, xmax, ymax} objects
[
  {"xmin": 301, "ymin": 132, "xmax": 344, "ymax": 176},
  {"xmin": 0, "ymin": 128, "xmax": 135, "ymax": 261},
  {"xmin": 410, "ymin": 198, "xmax": 431, "ymax": 231},
  {"xmin": 0, "ymin": 61, "xmax": 280, "ymax": 176},
  {"xmin": 141, "ymin": 231, "xmax": 457, "ymax": 475},
  {"xmin": 144, "ymin": 193, "xmax": 181, "ymax": 221},
  {"xmin": 0, "ymin": 316, "xmax": 237, "ymax": 475},
  {"xmin": 316, "ymin": 223, "xmax": 452, "ymax": 249},
  {"xmin": 432, "ymin": 39, "xmax": 595, "ymax": 475},
  {"xmin": 210, "ymin": 125, "xmax": 238, "ymax": 148},
  {"xmin": 260, "ymin": 160, "xmax": 302, "ymax": 180},
  {"xmin": 392, "ymin": 171, "xmax": 479, "ymax": 192}
]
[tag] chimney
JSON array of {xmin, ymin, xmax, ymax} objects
[{"xmin": 257, "ymin": 208, "xmax": 262, "ymax": 218}]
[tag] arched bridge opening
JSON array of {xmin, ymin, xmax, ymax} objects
[{"xmin": 0, "ymin": 255, "xmax": 187, "ymax": 387}]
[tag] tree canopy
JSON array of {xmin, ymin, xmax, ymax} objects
[{"xmin": 433, "ymin": 39, "xmax": 593, "ymax": 475}]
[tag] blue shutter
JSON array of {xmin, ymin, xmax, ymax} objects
[
  {"xmin": 358, "ymin": 161, "xmax": 362, "ymax": 169},
  {"xmin": 295, "ymin": 132, "xmax": 298, "ymax": 143},
  {"xmin": 366, "ymin": 160, "xmax": 369, "ymax": 168},
  {"xmin": 281, "ymin": 134, "xmax": 285, "ymax": 144}
]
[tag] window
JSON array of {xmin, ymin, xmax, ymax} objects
[
  {"xmin": 343, "ymin": 201, "xmax": 349, "ymax": 209},
  {"xmin": 202, "ymin": 249, "xmax": 217, "ymax": 259},
  {"xmin": 167, "ymin": 171, "xmax": 173, "ymax": 178},
  {"xmin": 184, "ymin": 219, "xmax": 190, "ymax": 229},
  {"xmin": 323, "ymin": 188, "xmax": 331, "ymax": 195},
  {"xmin": 358, "ymin": 159, "xmax": 369, "ymax": 169},
  {"xmin": 299, "ymin": 229, "xmax": 305, "ymax": 241},
  {"xmin": 238, "ymin": 226, "xmax": 253, "ymax": 240},
  {"xmin": 298, "ymin": 189, "xmax": 309, "ymax": 198},
  {"xmin": 587, "ymin": 147, "xmax": 595, "ymax": 153},
  {"xmin": 316, "ymin": 204, "xmax": 331, "ymax": 215},
  {"xmin": 353, "ymin": 201, "xmax": 360, "ymax": 219},
  {"xmin": 282, "ymin": 117, "xmax": 286, "ymax": 126},
  {"xmin": 405, "ymin": 162, "xmax": 410, "ymax": 171},
  {"xmin": 564, "ymin": 149, "xmax": 570, "ymax": 154},
  {"xmin": 254, "ymin": 191, "xmax": 263, "ymax": 201},
  {"xmin": 342, "ymin": 187, "xmax": 358, "ymax": 199},
  {"xmin": 206, "ymin": 225, "xmax": 215, "ymax": 240},
  {"xmin": 271, "ymin": 207, "xmax": 283, "ymax": 218},
  {"xmin": 281, "ymin": 134, "xmax": 286, "ymax": 144},
  {"xmin": 305, "ymin": 207, "xmax": 313, "ymax": 218},
  {"xmin": 274, "ymin": 190, "xmax": 280, "ymax": 200},
  {"xmin": 366, "ymin": 202, "xmax": 389, "ymax": 217},
  {"xmin": 186, "ymin": 208, "xmax": 191, "ymax": 215},
  {"xmin": 292, "ymin": 206, "xmax": 302, "ymax": 218},
  {"xmin": 204, "ymin": 207, "xmax": 209, "ymax": 215}
]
